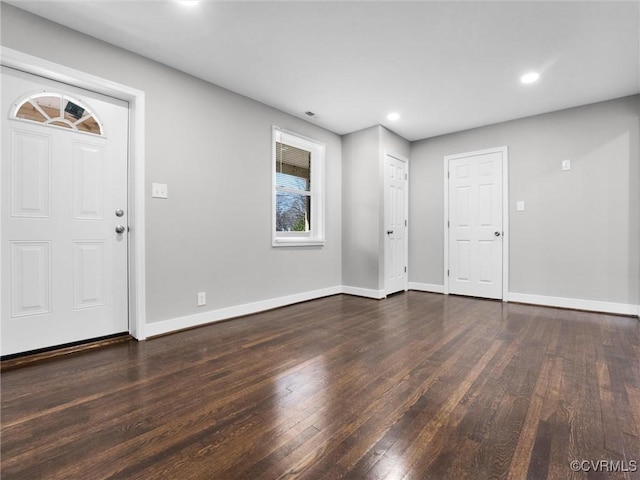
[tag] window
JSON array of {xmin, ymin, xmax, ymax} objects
[
  {"xmin": 12, "ymin": 92, "xmax": 103, "ymax": 135},
  {"xmin": 273, "ymin": 127, "xmax": 325, "ymax": 246}
]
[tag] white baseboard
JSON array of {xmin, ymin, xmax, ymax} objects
[
  {"xmin": 408, "ymin": 282, "xmax": 445, "ymax": 294},
  {"xmin": 145, "ymin": 286, "xmax": 639, "ymax": 339},
  {"xmin": 509, "ymin": 292, "xmax": 639, "ymax": 317},
  {"xmin": 145, "ymin": 286, "xmax": 342, "ymax": 338},
  {"xmin": 341, "ymin": 286, "xmax": 386, "ymax": 299}
]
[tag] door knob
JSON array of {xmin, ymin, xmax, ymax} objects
[
  {"xmin": 115, "ymin": 209, "xmax": 124, "ymax": 217},
  {"xmin": 115, "ymin": 225, "xmax": 126, "ymax": 234},
  {"xmin": 494, "ymin": 231, "xmax": 501, "ymax": 237},
  {"xmin": 387, "ymin": 230, "xmax": 394, "ymax": 235}
]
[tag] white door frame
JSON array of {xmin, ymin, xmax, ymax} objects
[
  {"xmin": 383, "ymin": 150, "xmax": 409, "ymax": 295},
  {"xmin": 1, "ymin": 47, "xmax": 147, "ymax": 340},
  {"xmin": 443, "ymin": 146, "xmax": 509, "ymax": 301}
]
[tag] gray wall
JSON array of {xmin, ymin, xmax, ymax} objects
[
  {"xmin": 410, "ymin": 95, "xmax": 640, "ymax": 305},
  {"xmin": 1, "ymin": 4, "xmax": 343, "ymax": 324},
  {"xmin": 380, "ymin": 126, "xmax": 411, "ymax": 160},
  {"xmin": 342, "ymin": 125, "xmax": 410, "ymax": 292},
  {"xmin": 342, "ymin": 126, "xmax": 381, "ymax": 290}
]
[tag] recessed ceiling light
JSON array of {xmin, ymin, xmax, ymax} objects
[
  {"xmin": 178, "ymin": 0, "xmax": 200, "ymax": 6},
  {"xmin": 520, "ymin": 72, "xmax": 540, "ymax": 84},
  {"xmin": 387, "ymin": 112, "xmax": 400, "ymax": 121}
]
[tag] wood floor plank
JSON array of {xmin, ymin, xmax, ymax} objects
[{"xmin": 2, "ymin": 292, "xmax": 638, "ymax": 479}]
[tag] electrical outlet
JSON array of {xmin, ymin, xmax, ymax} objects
[
  {"xmin": 197, "ymin": 292, "xmax": 206, "ymax": 307},
  {"xmin": 517, "ymin": 201, "xmax": 525, "ymax": 212}
]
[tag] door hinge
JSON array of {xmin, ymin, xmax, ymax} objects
[
  {"xmin": 405, "ymin": 173, "xmax": 408, "ymax": 180},
  {"xmin": 404, "ymin": 266, "xmax": 407, "ymax": 273},
  {"xmin": 405, "ymin": 219, "xmax": 407, "ymax": 227},
  {"xmin": 447, "ymin": 171, "xmax": 450, "ymax": 179},
  {"xmin": 447, "ymin": 269, "xmax": 450, "ymax": 277},
  {"xmin": 447, "ymin": 220, "xmax": 450, "ymax": 228}
]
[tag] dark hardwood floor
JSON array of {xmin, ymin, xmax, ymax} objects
[{"xmin": 2, "ymin": 292, "xmax": 639, "ymax": 479}]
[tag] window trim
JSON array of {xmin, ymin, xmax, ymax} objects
[{"xmin": 272, "ymin": 126, "xmax": 325, "ymax": 247}]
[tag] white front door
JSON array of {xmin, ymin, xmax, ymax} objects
[
  {"xmin": 447, "ymin": 150, "xmax": 503, "ymax": 299},
  {"xmin": 384, "ymin": 153, "xmax": 408, "ymax": 295},
  {"xmin": 1, "ymin": 66, "xmax": 129, "ymax": 355}
]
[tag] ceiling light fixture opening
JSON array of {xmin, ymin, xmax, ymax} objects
[
  {"xmin": 520, "ymin": 72, "xmax": 540, "ymax": 84},
  {"xmin": 387, "ymin": 112, "xmax": 400, "ymax": 122}
]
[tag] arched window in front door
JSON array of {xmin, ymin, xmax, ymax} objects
[{"xmin": 11, "ymin": 92, "xmax": 103, "ymax": 135}]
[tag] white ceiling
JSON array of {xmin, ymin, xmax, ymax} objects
[{"xmin": 8, "ymin": 0, "xmax": 640, "ymax": 141}]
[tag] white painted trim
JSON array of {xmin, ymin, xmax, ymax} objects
[
  {"xmin": 443, "ymin": 146, "xmax": 509, "ymax": 301},
  {"xmin": 342, "ymin": 286, "xmax": 387, "ymax": 300},
  {"xmin": 509, "ymin": 292, "xmax": 639, "ymax": 317},
  {"xmin": 408, "ymin": 282, "xmax": 445, "ymax": 294},
  {"xmin": 1, "ymin": 47, "xmax": 147, "ymax": 340},
  {"xmin": 271, "ymin": 126, "xmax": 326, "ymax": 247},
  {"xmin": 383, "ymin": 150, "xmax": 410, "ymax": 296},
  {"xmin": 501, "ymin": 147, "xmax": 509, "ymax": 302},
  {"xmin": 145, "ymin": 286, "xmax": 342, "ymax": 338},
  {"xmin": 404, "ymin": 155, "xmax": 410, "ymax": 294},
  {"xmin": 443, "ymin": 156, "xmax": 450, "ymax": 294}
]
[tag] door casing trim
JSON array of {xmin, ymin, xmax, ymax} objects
[
  {"xmin": 1, "ymin": 46, "xmax": 147, "ymax": 339},
  {"xmin": 443, "ymin": 146, "xmax": 509, "ymax": 301}
]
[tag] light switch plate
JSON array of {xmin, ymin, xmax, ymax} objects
[
  {"xmin": 152, "ymin": 183, "xmax": 168, "ymax": 198},
  {"xmin": 517, "ymin": 201, "xmax": 525, "ymax": 211},
  {"xmin": 561, "ymin": 159, "xmax": 571, "ymax": 171}
]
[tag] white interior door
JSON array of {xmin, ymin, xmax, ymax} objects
[
  {"xmin": 384, "ymin": 153, "xmax": 408, "ymax": 295},
  {"xmin": 1, "ymin": 66, "xmax": 129, "ymax": 355},
  {"xmin": 447, "ymin": 150, "xmax": 503, "ymax": 299}
]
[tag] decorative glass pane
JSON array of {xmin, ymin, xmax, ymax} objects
[
  {"xmin": 34, "ymin": 95, "xmax": 62, "ymax": 119},
  {"xmin": 76, "ymin": 117, "xmax": 101, "ymax": 135},
  {"xmin": 64, "ymin": 100, "xmax": 85, "ymax": 120},
  {"xmin": 11, "ymin": 93, "xmax": 103, "ymax": 136},
  {"xmin": 276, "ymin": 192, "xmax": 310, "ymax": 232},
  {"xmin": 275, "ymin": 142, "xmax": 310, "ymax": 191},
  {"xmin": 15, "ymin": 102, "xmax": 47, "ymax": 123}
]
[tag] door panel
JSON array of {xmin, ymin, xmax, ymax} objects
[
  {"xmin": 10, "ymin": 241, "xmax": 51, "ymax": 317},
  {"xmin": 1, "ymin": 66, "xmax": 129, "ymax": 355},
  {"xmin": 73, "ymin": 241, "xmax": 106, "ymax": 309},
  {"xmin": 448, "ymin": 151, "xmax": 503, "ymax": 299},
  {"xmin": 10, "ymin": 130, "xmax": 51, "ymax": 218},
  {"xmin": 73, "ymin": 142, "xmax": 105, "ymax": 219}
]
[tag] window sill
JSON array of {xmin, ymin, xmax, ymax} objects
[{"xmin": 272, "ymin": 238, "xmax": 325, "ymax": 247}]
